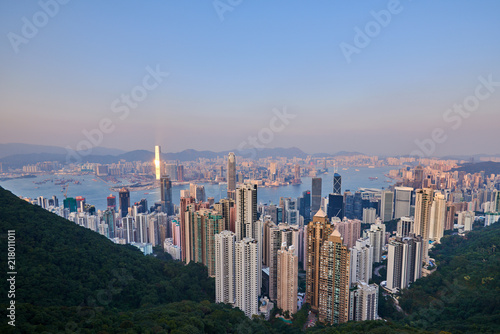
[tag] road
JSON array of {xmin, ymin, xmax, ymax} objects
[
  {"xmin": 374, "ymin": 264, "xmax": 386, "ymax": 277},
  {"xmin": 389, "ymin": 294, "xmax": 408, "ymax": 316}
]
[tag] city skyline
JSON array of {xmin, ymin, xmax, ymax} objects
[
  {"xmin": 1, "ymin": 2, "xmax": 500, "ymax": 156},
  {"xmin": 4, "ymin": 146, "xmax": 500, "ymax": 327},
  {"xmin": 1, "ymin": 1, "xmax": 500, "ymax": 331}
]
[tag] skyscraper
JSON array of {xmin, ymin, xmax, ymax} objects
[
  {"xmin": 184, "ymin": 208, "xmax": 225, "ymax": 272},
  {"xmin": 380, "ymin": 190, "xmax": 394, "ymax": 222},
  {"xmin": 206, "ymin": 211, "xmax": 225, "ymax": 274},
  {"xmin": 414, "ymin": 188, "xmax": 434, "ymax": 262},
  {"xmin": 189, "ymin": 183, "xmax": 206, "ymax": 202},
  {"xmin": 235, "ymin": 237, "xmax": 259, "ymax": 318},
  {"xmin": 353, "ymin": 191, "xmax": 363, "ymax": 219},
  {"xmin": 397, "ymin": 216, "xmax": 414, "ymax": 238},
  {"xmin": 214, "ymin": 198, "xmax": 235, "ymax": 231},
  {"xmin": 123, "ymin": 216, "xmax": 134, "ymax": 243},
  {"xmin": 148, "ymin": 217, "xmax": 159, "ymax": 246},
  {"xmin": 179, "ymin": 196, "xmax": 195, "ymax": 262},
  {"xmin": 119, "ymin": 187, "xmax": 130, "ymax": 218},
  {"xmin": 283, "ymin": 197, "xmax": 300, "ymax": 226},
  {"xmin": 364, "ymin": 221, "xmax": 386, "ymax": 263},
  {"xmin": 294, "ymin": 164, "xmax": 301, "ymax": 183},
  {"xmin": 155, "ymin": 145, "xmax": 161, "ymax": 180},
  {"xmin": 429, "ymin": 193, "xmax": 446, "ymax": 242},
  {"xmin": 318, "ymin": 229, "xmax": 350, "ymax": 324},
  {"xmin": 165, "ymin": 163, "xmax": 178, "ymax": 181},
  {"xmin": 311, "ymin": 177, "xmax": 322, "ymax": 213},
  {"xmin": 107, "ymin": 194, "xmax": 116, "ymax": 211},
  {"xmin": 215, "ymin": 230, "xmax": 235, "ymax": 305},
  {"xmin": 493, "ymin": 190, "xmax": 500, "ymax": 213},
  {"xmin": 160, "ymin": 176, "xmax": 174, "ymax": 216},
  {"xmin": 334, "ymin": 218, "xmax": 361, "ymax": 249},
  {"xmin": 299, "ymin": 190, "xmax": 311, "ymax": 221},
  {"xmin": 306, "ymin": 209, "xmax": 333, "ymax": 312},
  {"xmin": 445, "ymin": 202, "xmax": 456, "ymax": 231},
  {"xmin": 414, "ymin": 165, "xmax": 424, "ymax": 189},
  {"xmin": 103, "ymin": 209, "xmax": 115, "ymax": 238},
  {"xmin": 394, "ymin": 187, "xmax": 413, "ymax": 219},
  {"xmin": 277, "ymin": 243, "xmax": 298, "ymax": 315},
  {"xmin": 263, "ymin": 221, "xmax": 300, "ymax": 301},
  {"xmin": 343, "ymin": 191, "xmax": 354, "ymax": 218},
  {"xmin": 177, "ymin": 165, "xmax": 184, "ymax": 182},
  {"xmin": 227, "ymin": 152, "xmax": 236, "ymax": 199},
  {"xmin": 268, "ymin": 223, "xmax": 281, "ymax": 301},
  {"xmin": 362, "ymin": 207, "xmax": 376, "ymax": 224},
  {"xmin": 458, "ymin": 211, "xmax": 475, "ymax": 231},
  {"xmin": 386, "ymin": 235, "xmax": 423, "ymax": 292},
  {"xmin": 136, "ymin": 213, "xmax": 148, "ymax": 243},
  {"xmin": 327, "ymin": 194, "xmax": 344, "ymax": 220},
  {"xmin": 333, "ymin": 173, "xmax": 342, "ymax": 195},
  {"xmin": 262, "ymin": 216, "xmax": 274, "ymax": 267},
  {"xmin": 51, "ymin": 195, "xmax": 59, "ymax": 208},
  {"xmin": 235, "ymin": 183, "xmax": 261, "ymax": 291},
  {"xmin": 349, "ymin": 281, "xmax": 379, "ymax": 321},
  {"xmin": 235, "ymin": 183, "xmax": 258, "ymax": 241},
  {"xmin": 349, "ymin": 237, "xmax": 372, "ymax": 287}
]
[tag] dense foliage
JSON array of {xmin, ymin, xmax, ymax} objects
[
  {"xmin": 395, "ymin": 223, "xmax": 500, "ymax": 333},
  {"xmin": 0, "ymin": 300, "xmax": 434, "ymax": 334},
  {"xmin": 452, "ymin": 161, "xmax": 500, "ymax": 175}
]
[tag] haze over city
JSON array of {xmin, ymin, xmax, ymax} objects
[{"xmin": 1, "ymin": 1, "xmax": 500, "ymax": 156}]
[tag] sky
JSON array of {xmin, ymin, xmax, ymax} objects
[{"xmin": 0, "ymin": 1, "xmax": 499, "ymax": 157}]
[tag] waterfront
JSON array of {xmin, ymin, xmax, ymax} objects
[{"xmin": 0, "ymin": 166, "xmax": 398, "ymax": 211}]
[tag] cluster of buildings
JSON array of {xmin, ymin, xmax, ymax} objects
[
  {"xmin": 179, "ymin": 153, "xmax": 383, "ymax": 323},
  {"xmin": 22, "ymin": 147, "xmax": 500, "ymax": 326}
]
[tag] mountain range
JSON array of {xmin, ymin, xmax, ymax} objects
[{"xmin": 0, "ymin": 143, "xmax": 362, "ymax": 167}]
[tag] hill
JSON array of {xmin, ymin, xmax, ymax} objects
[
  {"xmin": 0, "ymin": 144, "xmax": 367, "ymax": 167},
  {"xmin": 452, "ymin": 161, "xmax": 500, "ymax": 175},
  {"xmin": 395, "ymin": 223, "xmax": 500, "ymax": 333},
  {"xmin": 0, "ymin": 147, "xmax": 314, "ymax": 167},
  {"xmin": 0, "ymin": 143, "xmax": 125, "ymax": 159}
]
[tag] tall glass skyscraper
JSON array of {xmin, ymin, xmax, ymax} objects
[
  {"xmin": 333, "ymin": 173, "xmax": 342, "ymax": 194},
  {"xmin": 155, "ymin": 145, "xmax": 161, "ymax": 180},
  {"xmin": 103, "ymin": 209, "xmax": 115, "ymax": 238},
  {"xmin": 299, "ymin": 190, "xmax": 311, "ymax": 221},
  {"xmin": 311, "ymin": 178, "xmax": 322, "ymax": 214},
  {"xmin": 161, "ymin": 176, "xmax": 174, "ymax": 215},
  {"xmin": 327, "ymin": 194, "xmax": 344, "ymax": 219},
  {"xmin": 227, "ymin": 152, "xmax": 236, "ymax": 200},
  {"xmin": 119, "ymin": 187, "xmax": 130, "ymax": 218}
]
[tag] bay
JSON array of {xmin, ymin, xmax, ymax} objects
[{"xmin": 0, "ymin": 166, "xmax": 398, "ymax": 211}]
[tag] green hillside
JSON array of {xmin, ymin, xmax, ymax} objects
[{"xmin": 396, "ymin": 223, "xmax": 500, "ymax": 333}]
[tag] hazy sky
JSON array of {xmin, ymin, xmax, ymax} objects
[{"xmin": 1, "ymin": 1, "xmax": 499, "ymax": 156}]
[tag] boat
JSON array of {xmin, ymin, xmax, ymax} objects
[
  {"xmin": 355, "ymin": 169, "xmax": 360, "ymax": 172},
  {"xmin": 369, "ymin": 177, "xmax": 378, "ymax": 180},
  {"xmin": 144, "ymin": 192, "xmax": 149, "ymax": 195}
]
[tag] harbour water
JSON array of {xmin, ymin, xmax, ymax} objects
[{"xmin": 0, "ymin": 166, "xmax": 398, "ymax": 211}]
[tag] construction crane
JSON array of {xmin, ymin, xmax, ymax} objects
[{"xmin": 64, "ymin": 184, "xmax": 69, "ymax": 199}]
